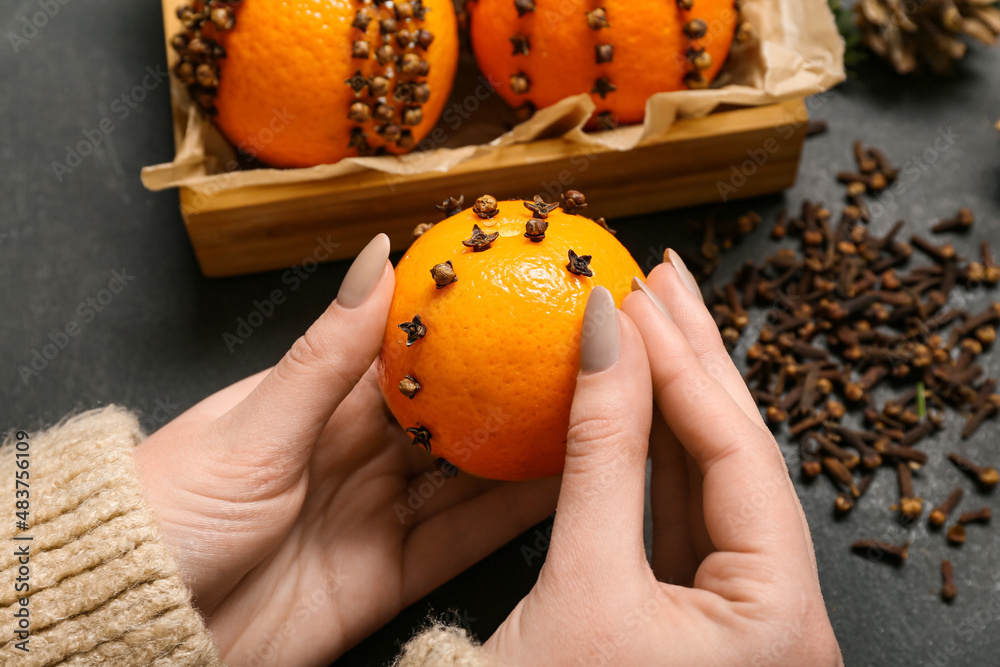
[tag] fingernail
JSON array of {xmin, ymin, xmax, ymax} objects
[
  {"xmin": 665, "ymin": 248, "xmax": 703, "ymax": 303},
  {"xmin": 338, "ymin": 233, "xmax": 391, "ymax": 309},
  {"xmin": 631, "ymin": 277, "xmax": 672, "ymax": 320},
  {"xmin": 580, "ymin": 286, "xmax": 620, "ymax": 375}
]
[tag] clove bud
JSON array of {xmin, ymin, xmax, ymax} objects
[
  {"xmin": 398, "ymin": 315, "xmax": 427, "ymax": 347},
  {"xmin": 524, "ymin": 218, "xmax": 548, "ymax": 242},
  {"xmin": 399, "ymin": 375, "xmax": 421, "ymax": 399},
  {"xmin": 586, "ymin": 8, "xmax": 609, "ymax": 29},
  {"xmin": 560, "ymin": 190, "xmax": 587, "ymax": 213},
  {"xmin": 463, "ymin": 224, "xmax": 500, "ymax": 251},
  {"xmin": 566, "ymin": 249, "xmax": 594, "ymax": 277},
  {"xmin": 473, "ymin": 195, "xmax": 499, "ymax": 219},
  {"xmin": 683, "ymin": 19, "xmax": 708, "ymax": 39},
  {"xmin": 430, "ymin": 261, "xmax": 457, "ymax": 288},
  {"xmin": 510, "ymin": 73, "xmax": 531, "ymax": 95}
]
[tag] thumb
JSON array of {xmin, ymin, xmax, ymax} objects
[
  {"xmin": 548, "ymin": 287, "xmax": 653, "ymax": 573},
  {"xmin": 214, "ymin": 233, "xmax": 394, "ymax": 475}
]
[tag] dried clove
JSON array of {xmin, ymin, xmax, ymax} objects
[
  {"xmin": 399, "ymin": 375, "xmax": 421, "ymax": 399},
  {"xmin": 402, "ymin": 106, "xmax": 423, "ymax": 127},
  {"xmin": 586, "ymin": 8, "xmax": 609, "ymax": 29},
  {"xmin": 348, "ymin": 101, "xmax": 371, "ymax": 123},
  {"xmin": 931, "ymin": 208, "xmax": 974, "ymax": 234},
  {"xmin": 560, "ymin": 190, "xmax": 587, "ymax": 213},
  {"xmin": 813, "ymin": 433, "xmax": 860, "ymax": 469},
  {"xmin": 514, "ymin": 0, "xmax": 535, "ymax": 15},
  {"xmin": 941, "ymin": 560, "xmax": 957, "ymax": 601},
  {"xmin": 352, "ymin": 40, "xmax": 371, "ymax": 59},
  {"xmin": 682, "ymin": 49, "xmax": 710, "ymax": 73},
  {"xmin": 895, "ymin": 463, "xmax": 923, "ymax": 521},
  {"xmin": 473, "ymin": 195, "xmax": 499, "ymax": 219},
  {"xmin": 510, "ymin": 33, "xmax": 530, "ymax": 56},
  {"xmin": 405, "ymin": 426, "xmax": 432, "ymax": 452},
  {"xmin": 462, "ymin": 224, "xmax": 499, "ymax": 251},
  {"xmin": 510, "ymin": 73, "xmax": 531, "ymax": 95},
  {"xmin": 210, "ymin": 6, "xmax": 236, "ymax": 30},
  {"xmin": 435, "ymin": 195, "xmax": 464, "ymax": 218},
  {"xmin": 379, "ymin": 123, "xmax": 402, "ymax": 143},
  {"xmin": 398, "ymin": 315, "xmax": 427, "ymax": 346},
  {"xmin": 836, "ymin": 471, "xmax": 874, "ymax": 515},
  {"xmin": 395, "ymin": 1, "xmax": 414, "ymax": 19},
  {"xmin": 352, "ymin": 8, "xmax": 372, "ymax": 31},
  {"xmin": 416, "ymin": 29, "xmax": 435, "ymax": 50},
  {"xmin": 400, "ymin": 53, "xmax": 430, "ymax": 76},
  {"xmin": 947, "ymin": 524, "xmax": 967, "ymax": 545},
  {"xmin": 344, "ymin": 70, "xmax": 370, "ymax": 94},
  {"xmin": 683, "ymin": 19, "xmax": 708, "ymax": 39},
  {"xmin": 852, "ymin": 140, "xmax": 877, "ymax": 173},
  {"xmin": 524, "ymin": 218, "xmax": 548, "ymax": 242},
  {"xmin": 592, "ymin": 77, "xmax": 617, "ymax": 98},
  {"xmin": 566, "ymin": 249, "xmax": 594, "ymax": 277},
  {"xmin": 948, "ymin": 452, "xmax": 999, "ymax": 487},
  {"xmin": 684, "ymin": 71, "xmax": 709, "ymax": 89},
  {"xmin": 824, "ymin": 457, "xmax": 859, "ymax": 497},
  {"xmin": 929, "ymin": 487, "xmax": 963, "ymax": 528},
  {"xmin": 369, "ymin": 76, "xmax": 390, "ymax": 97},
  {"xmin": 851, "ymin": 539, "xmax": 910, "ymax": 564},
  {"xmin": 430, "ymin": 261, "xmax": 457, "ymax": 288},
  {"xmin": 957, "ymin": 508, "xmax": 991, "ymax": 525}
]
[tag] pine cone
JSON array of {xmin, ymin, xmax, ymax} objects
[{"xmin": 855, "ymin": 0, "xmax": 1000, "ymax": 74}]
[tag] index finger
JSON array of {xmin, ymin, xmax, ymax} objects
[{"xmin": 622, "ymin": 288, "xmax": 810, "ymax": 562}]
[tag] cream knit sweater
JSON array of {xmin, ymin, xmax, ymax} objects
[{"xmin": 0, "ymin": 407, "xmax": 492, "ymax": 666}]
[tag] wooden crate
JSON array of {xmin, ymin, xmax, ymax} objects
[{"xmin": 160, "ymin": 5, "xmax": 807, "ymax": 277}]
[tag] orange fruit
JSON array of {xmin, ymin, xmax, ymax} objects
[
  {"xmin": 170, "ymin": 0, "xmax": 459, "ymax": 167},
  {"xmin": 468, "ymin": 0, "xmax": 738, "ymax": 126},
  {"xmin": 377, "ymin": 195, "xmax": 644, "ymax": 480}
]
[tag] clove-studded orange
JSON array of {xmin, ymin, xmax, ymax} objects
[
  {"xmin": 377, "ymin": 194, "xmax": 644, "ymax": 480},
  {"xmin": 170, "ymin": 0, "xmax": 459, "ymax": 168},
  {"xmin": 468, "ymin": 0, "xmax": 739, "ymax": 127}
]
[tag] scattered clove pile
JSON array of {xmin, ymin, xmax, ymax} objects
[{"xmin": 704, "ymin": 138, "xmax": 999, "ymax": 602}]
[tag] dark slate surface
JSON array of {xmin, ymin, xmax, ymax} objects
[{"xmin": 2, "ymin": 1, "xmax": 999, "ymax": 664}]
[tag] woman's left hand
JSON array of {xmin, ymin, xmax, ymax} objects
[{"xmin": 134, "ymin": 234, "xmax": 560, "ymax": 666}]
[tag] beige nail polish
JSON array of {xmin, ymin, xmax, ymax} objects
[
  {"xmin": 631, "ymin": 277, "xmax": 672, "ymax": 320},
  {"xmin": 580, "ymin": 286, "xmax": 620, "ymax": 375},
  {"xmin": 337, "ymin": 233, "xmax": 391, "ymax": 309},
  {"xmin": 665, "ymin": 248, "xmax": 703, "ymax": 303}
]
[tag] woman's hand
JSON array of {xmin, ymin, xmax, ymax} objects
[
  {"xmin": 134, "ymin": 234, "xmax": 559, "ymax": 667},
  {"xmin": 483, "ymin": 256, "xmax": 842, "ymax": 666}
]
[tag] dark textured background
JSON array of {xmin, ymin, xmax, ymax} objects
[{"xmin": 2, "ymin": 0, "xmax": 999, "ymax": 664}]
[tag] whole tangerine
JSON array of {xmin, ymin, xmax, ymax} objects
[
  {"xmin": 170, "ymin": 0, "xmax": 459, "ymax": 167},
  {"xmin": 377, "ymin": 194, "xmax": 644, "ymax": 480},
  {"xmin": 468, "ymin": 0, "xmax": 738, "ymax": 126}
]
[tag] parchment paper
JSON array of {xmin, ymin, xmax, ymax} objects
[{"xmin": 141, "ymin": 0, "xmax": 845, "ymax": 194}]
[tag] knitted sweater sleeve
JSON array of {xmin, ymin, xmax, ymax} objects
[{"xmin": 0, "ymin": 406, "xmax": 221, "ymax": 666}]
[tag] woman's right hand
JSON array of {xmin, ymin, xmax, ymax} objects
[{"xmin": 482, "ymin": 257, "xmax": 842, "ymax": 666}]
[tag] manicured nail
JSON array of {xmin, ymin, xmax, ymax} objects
[
  {"xmin": 338, "ymin": 233, "xmax": 391, "ymax": 309},
  {"xmin": 665, "ymin": 248, "xmax": 703, "ymax": 303},
  {"xmin": 580, "ymin": 286, "xmax": 620, "ymax": 375},
  {"xmin": 631, "ymin": 277, "xmax": 672, "ymax": 320}
]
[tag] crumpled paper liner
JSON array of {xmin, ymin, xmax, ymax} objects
[{"xmin": 141, "ymin": 0, "xmax": 845, "ymax": 194}]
